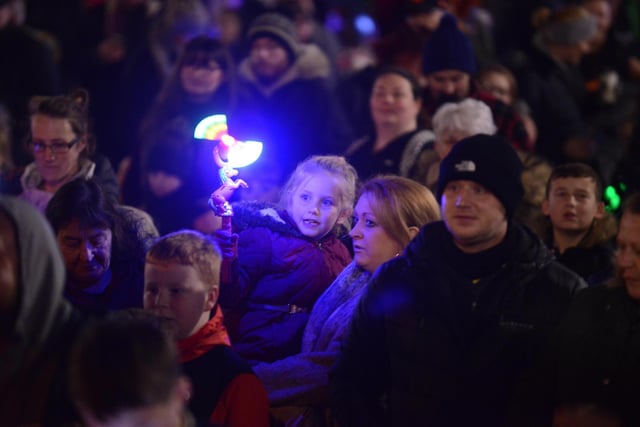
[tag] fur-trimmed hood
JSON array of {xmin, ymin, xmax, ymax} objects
[
  {"xmin": 231, "ymin": 200, "xmax": 349, "ymax": 240},
  {"xmin": 232, "ymin": 201, "xmax": 302, "ymax": 237}
]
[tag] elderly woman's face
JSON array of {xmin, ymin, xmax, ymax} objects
[
  {"xmin": 56, "ymin": 218, "xmax": 112, "ymax": 288},
  {"xmin": 30, "ymin": 114, "xmax": 86, "ymax": 191},
  {"xmin": 370, "ymin": 73, "xmax": 421, "ymax": 131}
]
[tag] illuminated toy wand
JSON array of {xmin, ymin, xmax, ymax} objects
[{"xmin": 194, "ymin": 115, "xmax": 263, "ymax": 279}]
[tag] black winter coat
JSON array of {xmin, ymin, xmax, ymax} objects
[
  {"xmin": 331, "ymin": 221, "xmax": 585, "ymax": 427},
  {"xmin": 522, "ymin": 285, "xmax": 640, "ymax": 426}
]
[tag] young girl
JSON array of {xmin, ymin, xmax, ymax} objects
[{"xmin": 218, "ymin": 155, "xmax": 357, "ymax": 364}]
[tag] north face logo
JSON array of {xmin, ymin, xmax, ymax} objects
[{"xmin": 454, "ymin": 160, "xmax": 476, "ymax": 172}]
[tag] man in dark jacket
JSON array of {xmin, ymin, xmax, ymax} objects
[{"xmin": 331, "ymin": 134, "xmax": 585, "ymax": 427}]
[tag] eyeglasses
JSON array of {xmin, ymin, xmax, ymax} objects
[{"xmin": 30, "ymin": 138, "xmax": 79, "ymax": 155}]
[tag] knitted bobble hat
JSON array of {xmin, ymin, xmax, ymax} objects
[{"xmin": 422, "ymin": 13, "xmax": 477, "ymax": 75}]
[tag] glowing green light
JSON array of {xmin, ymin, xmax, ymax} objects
[{"xmin": 604, "ymin": 185, "xmax": 621, "ymax": 212}]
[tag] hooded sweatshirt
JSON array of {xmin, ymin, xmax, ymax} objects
[{"xmin": 0, "ymin": 196, "xmax": 82, "ymax": 426}]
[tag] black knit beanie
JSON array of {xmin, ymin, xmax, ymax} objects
[
  {"xmin": 247, "ymin": 13, "xmax": 300, "ymax": 62},
  {"xmin": 422, "ymin": 13, "xmax": 476, "ymax": 75},
  {"xmin": 437, "ymin": 134, "xmax": 524, "ymax": 219}
]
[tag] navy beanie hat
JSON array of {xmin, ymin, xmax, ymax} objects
[
  {"xmin": 403, "ymin": 0, "xmax": 440, "ymax": 17},
  {"xmin": 422, "ymin": 13, "xmax": 476, "ymax": 75},
  {"xmin": 247, "ymin": 13, "xmax": 300, "ymax": 61},
  {"xmin": 437, "ymin": 134, "xmax": 524, "ymax": 219}
]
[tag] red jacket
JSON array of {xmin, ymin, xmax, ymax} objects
[{"xmin": 178, "ymin": 307, "xmax": 270, "ymax": 427}]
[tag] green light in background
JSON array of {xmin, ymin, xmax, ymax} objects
[{"xmin": 605, "ymin": 184, "xmax": 621, "ymax": 212}]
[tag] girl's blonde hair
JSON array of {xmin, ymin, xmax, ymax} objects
[
  {"xmin": 359, "ymin": 175, "xmax": 441, "ymax": 247},
  {"xmin": 279, "ymin": 155, "xmax": 358, "ymax": 230}
]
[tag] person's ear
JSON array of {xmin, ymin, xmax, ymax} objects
[
  {"xmin": 204, "ymin": 286, "xmax": 219, "ymax": 311},
  {"xmin": 413, "ymin": 98, "xmax": 423, "ymax": 115},
  {"xmin": 541, "ymin": 199, "xmax": 550, "ymax": 216},
  {"xmin": 595, "ymin": 201, "xmax": 605, "ymax": 219},
  {"xmin": 336, "ymin": 207, "xmax": 353, "ymax": 226},
  {"xmin": 407, "ymin": 226, "xmax": 420, "ymax": 240},
  {"xmin": 77, "ymin": 137, "xmax": 88, "ymax": 152}
]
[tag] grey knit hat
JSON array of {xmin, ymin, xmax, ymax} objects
[
  {"xmin": 247, "ymin": 13, "xmax": 300, "ymax": 60},
  {"xmin": 537, "ymin": 7, "xmax": 598, "ymax": 46}
]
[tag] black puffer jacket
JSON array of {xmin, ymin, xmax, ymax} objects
[{"xmin": 331, "ymin": 221, "xmax": 585, "ymax": 427}]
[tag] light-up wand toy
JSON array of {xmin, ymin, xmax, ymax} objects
[{"xmin": 194, "ymin": 114, "xmax": 263, "ymax": 279}]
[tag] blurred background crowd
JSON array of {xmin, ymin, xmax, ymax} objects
[{"xmin": 1, "ymin": 0, "xmax": 638, "ymax": 207}]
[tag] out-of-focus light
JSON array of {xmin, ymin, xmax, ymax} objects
[
  {"xmin": 194, "ymin": 114, "xmax": 228, "ymax": 140},
  {"xmin": 220, "ymin": 133, "xmax": 236, "ymax": 147},
  {"xmin": 227, "ymin": 140, "xmax": 263, "ymax": 169},
  {"xmin": 605, "ymin": 184, "xmax": 622, "ymax": 212},
  {"xmin": 354, "ymin": 14, "xmax": 376, "ymax": 37},
  {"xmin": 194, "ymin": 114, "xmax": 263, "ymax": 169},
  {"xmin": 325, "ymin": 11, "xmax": 344, "ymax": 33},
  {"xmin": 225, "ymin": 0, "xmax": 243, "ymax": 9}
]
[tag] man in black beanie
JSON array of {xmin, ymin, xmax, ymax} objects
[
  {"xmin": 420, "ymin": 13, "xmax": 533, "ymax": 153},
  {"xmin": 331, "ymin": 134, "xmax": 586, "ymax": 427}
]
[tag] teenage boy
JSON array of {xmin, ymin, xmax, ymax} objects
[
  {"xmin": 144, "ymin": 230, "xmax": 269, "ymax": 427},
  {"xmin": 542, "ymin": 162, "xmax": 617, "ymax": 285}
]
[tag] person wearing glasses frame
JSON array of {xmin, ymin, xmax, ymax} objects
[{"xmin": 13, "ymin": 89, "xmax": 118, "ymax": 212}]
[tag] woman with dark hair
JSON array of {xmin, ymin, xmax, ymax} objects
[
  {"xmin": 14, "ymin": 89, "xmax": 118, "ymax": 212},
  {"xmin": 121, "ymin": 35, "xmax": 236, "ymax": 207},
  {"xmin": 344, "ymin": 67, "xmax": 435, "ymax": 185},
  {"xmin": 45, "ymin": 178, "xmax": 158, "ymax": 314}
]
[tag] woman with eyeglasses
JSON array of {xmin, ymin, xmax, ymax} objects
[{"xmin": 15, "ymin": 89, "xmax": 118, "ymax": 212}]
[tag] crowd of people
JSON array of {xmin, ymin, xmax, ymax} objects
[{"xmin": 2, "ymin": 0, "xmax": 640, "ymax": 426}]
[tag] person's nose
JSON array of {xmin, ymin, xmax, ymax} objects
[
  {"xmin": 44, "ymin": 146, "xmax": 56, "ymax": 161},
  {"xmin": 442, "ymin": 81, "xmax": 456, "ymax": 95},
  {"xmin": 253, "ymin": 47, "xmax": 269, "ymax": 60},
  {"xmin": 154, "ymin": 288, "xmax": 170, "ymax": 308},
  {"xmin": 380, "ymin": 93, "xmax": 394, "ymax": 104},
  {"xmin": 618, "ymin": 248, "xmax": 634, "ymax": 269},
  {"xmin": 308, "ymin": 201, "xmax": 321, "ymax": 215},
  {"xmin": 349, "ymin": 220, "xmax": 363, "ymax": 240},
  {"xmin": 79, "ymin": 242, "xmax": 95, "ymax": 263},
  {"xmin": 455, "ymin": 187, "xmax": 471, "ymax": 207},
  {"xmin": 578, "ymin": 40, "xmax": 591, "ymax": 54}
]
